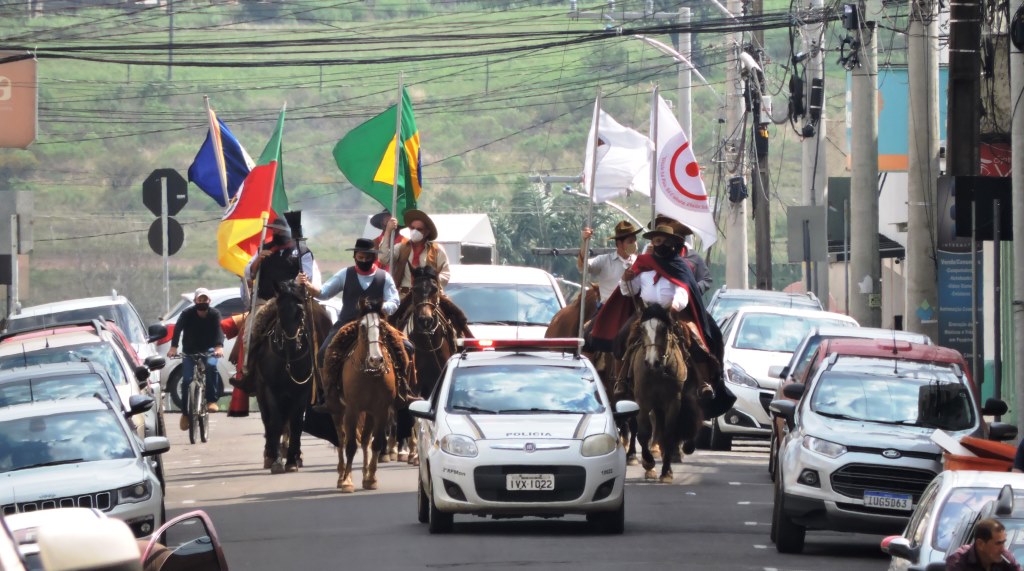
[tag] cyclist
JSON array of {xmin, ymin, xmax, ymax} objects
[{"xmin": 167, "ymin": 288, "xmax": 225, "ymax": 431}]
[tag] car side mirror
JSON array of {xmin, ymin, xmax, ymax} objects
[
  {"xmin": 129, "ymin": 394, "xmax": 155, "ymax": 416},
  {"xmin": 135, "ymin": 365, "xmax": 151, "ymax": 385},
  {"xmin": 769, "ymin": 400, "xmax": 796, "ymax": 430},
  {"xmin": 408, "ymin": 400, "xmax": 434, "ymax": 421},
  {"xmin": 147, "ymin": 324, "xmax": 168, "ymax": 344},
  {"xmin": 37, "ymin": 517, "xmax": 142, "ymax": 571},
  {"xmin": 782, "ymin": 383, "xmax": 805, "ymax": 400},
  {"xmin": 988, "ymin": 422, "xmax": 1018, "ymax": 442},
  {"xmin": 143, "ymin": 511, "xmax": 227, "ymax": 571},
  {"xmin": 768, "ymin": 365, "xmax": 787, "ymax": 379},
  {"xmin": 613, "ymin": 400, "xmax": 640, "ymax": 419},
  {"xmin": 142, "ymin": 436, "xmax": 170, "ymax": 457},
  {"xmin": 982, "ymin": 398, "xmax": 1009, "ymax": 417},
  {"xmin": 885, "ymin": 536, "xmax": 919, "ymax": 561},
  {"xmin": 145, "ymin": 355, "xmax": 166, "ymax": 371}
]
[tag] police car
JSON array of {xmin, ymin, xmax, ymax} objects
[{"xmin": 408, "ymin": 338, "xmax": 639, "ymax": 534}]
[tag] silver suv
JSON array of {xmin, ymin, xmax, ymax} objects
[{"xmin": 769, "ymin": 358, "xmax": 1014, "ymax": 553}]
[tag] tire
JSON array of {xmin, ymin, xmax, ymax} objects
[
  {"xmin": 188, "ymin": 379, "xmax": 201, "ymax": 445},
  {"xmin": 771, "ymin": 472, "xmax": 806, "ymax": 553},
  {"xmin": 166, "ymin": 367, "xmax": 184, "ymax": 412},
  {"xmin": 768, "ymin": 432, "xmax": 778, "ymax": 482},
  {"xmin": 417, "ymin": 480, "xmax": 429, "ymax": 524},
  {"xmin": 709, "ymin": 418, "xmax": 732, "ymax": 451},
  {"xmin": 587, "ymin": 501, "xmax": 625, "ymax": 534},
  {"xmin": 199, "ymin": 413, "xmax": 209, "ymax": 443},
  {"xmin": 427, "ymin": 488, "xmax": 453, "ymax": 534}
]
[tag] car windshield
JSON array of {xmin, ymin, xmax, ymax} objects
[
  {"xmin": 445, "ymin": 284, "xmax": 561, "ymax": 326},
  {"xmin": 447, "ymin": 364, "xmax": 604, "ymax": 414},
  {"xmin": 0, "ymin": 409, "xmax": 134, "ymax": 473},
  {"xmin": 7, "ymin": 304, "xmax": 146, "ymax": 345},
  {"xmin": 0, "ymin": 374, "xmax": 110, "ymax": 407},
  {"xmin": 711, "ymin": 296, "xmax": 821, "ymax": 321},
  {"xmin": 0, "ymin": 344, "xmax": 129, "ymax": 386},
  {"xmin": 810, "ymin": 371, "xmax": 975, "ymax": 430},
  {"xmin": 734, "ymin": 314, "xmax": 855, "ymax": 352},
  {"xmin": 932, "ymin": 488, "xmax": 1006, "ymax": 551},
  {"xmin": 830, "ymin": 357, "xmax": 962, "ymax": 381}
]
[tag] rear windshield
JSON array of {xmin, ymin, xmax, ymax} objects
[
  {"xmin": 711, "ymin": 295, "xmax": 821, "ymax": 320},
  {"xmin": 810, "ymin": 371, "xmax": 975, "ymax": 431},
  {"xmin": 7, "ymin": 304, "xmax": 146, "ymax": 345},
  {"xmin": 445, "ymin": 283, "xmax": 561, "ymax": 326},
  {"xmin": 932, "ymin": 487, "xmax": 1005, "ymax": 551},
  {"xmin": 0, "ymin": 343, "xmax": 129, "ymax": 386},
  {"xmin": 0, "ymin": 409, "xmax": 134, "ymax": 473},
  {"xmin": 735, "ymin": 313, "xmax": 855, "ymax": 352},
  {"xmin": 0, "ymin": 374, "xmax": 110, "ymax": 407},
  {"xmin": 447, "ymin": 364, "xmax": 603, "ymax": 414}
]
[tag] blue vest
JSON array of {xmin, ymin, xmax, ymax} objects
[{"xmin": 337, "ymin": 267, "xmax": 387, "ymax": 324}]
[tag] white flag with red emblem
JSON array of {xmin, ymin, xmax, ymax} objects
[
  {"xmin": 652, "ymin": 94, "xmax": 717, "ymax": 249},
  {"xmin": 583, "ymin": 107, "xmax": 653, "ymax": 204}
]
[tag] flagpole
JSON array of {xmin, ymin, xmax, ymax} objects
[
  {"xmin": 204, "ymin": 95, "xmax": 231, "ymax": 208},
  {"xmin": 389, "ymin": 73, "xmax": 404, "ymax": 257},
  {"xmin": 241, "ymin": 217, "xmax": 269, "ymax": 377},
  {"xmin": 648, "ymin": 87, "xmax": 659, "ymax": 227},
  {"xmin": 579, "ymin": 90, "xmax": 601, "ymax": 341}
]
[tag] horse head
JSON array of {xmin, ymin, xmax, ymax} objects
[
  {"xmin": 410, "ymin": 266, "xmax": 440, "ymax": 332},
  {"xmin": 358, "ymin": 296, "xmax": 384, "ymax": 317},
  {"xmin": 638, "ymin": 304, "xmax": 676, "ymax": 373},
  {"xmin": 273, "ymin": 279, "xmax": 308, "ymax": 337},
  {"xmin": 582, "ymin": 283, "xmax": 600, "ymax": 320},
  {"xmin": 357, "ymin": 300, "xmax": 387, "ymax": 372}
]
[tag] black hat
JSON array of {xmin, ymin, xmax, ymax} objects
[
  {"xmin": 266, "ymin": 218, "xmax": 292, "ymax": 237},
  {"xmin": 642, "ymin": 224, "xmax": 685, "ymax": 243},
  {"xmin": 347, "ymin": 238, "xmax": 380, "ymax": 254},
  {"xmin": 283, "ymin": 211, "xmax": 303, "ymax": 240},
  {"xmin": 369, "ymin": 209, "xmax": 395, "ymax": 231},
  {"xmin": 647, "ymin": 214, "xmax": 694, "ymax": 238}
]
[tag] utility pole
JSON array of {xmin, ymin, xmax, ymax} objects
[
  {"xmin": 905, "ymin": 0, "xmax": 939, "ymax": 337},
  {"xmin": 167, "ymin": 0, "xmax": 174, "ymax": 81},
  {"xmin": 749, "ymin": 0, "xmax": 771, "ymax": 290},
  {"xmin": 801, "ymin": 0, "xmax": 829, "ymax": 306},
  {"xmin": 848, "ymin": 13, "xmax": 881, "ymax": 326},
  {"xmin": 1010, "ymin": 0, "xmax": 1024, "ymax": 434},
  {"xmin": 725, "ymin": 0, "xmax": 749, "ymax": 289}
]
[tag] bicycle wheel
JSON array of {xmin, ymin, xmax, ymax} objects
[
  {"xmin": 189, "ymin": 366, "xmax": 201, "ymax": 445},
  {"xmin": 197, "ymin": 364, "xmax": 209, "ymax": 443}
]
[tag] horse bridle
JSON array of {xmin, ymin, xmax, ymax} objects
[
  {"xmin": 270, "ymin": 295, "xmax": 314, "ymax": 385},
  {"xmin": 360, "ymin": 314, "xmax": 392, "ymax": 375}
]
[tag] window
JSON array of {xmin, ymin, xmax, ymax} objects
[
  {"xmin": 0, "ymin": 374, "xmax": 110, "ymax": 407},
  {"xmin": 0, "ymin": 410, "xmax": 134, "ymax": 473},
  {"xmin": 735, "ymin": 314, "xmax": 855, "ymax": 352},
  {"xmin": 0, "ymin": 343, "xmax": 130, "ymax": 386},
  {"xmin": 216, "ymin": 297, "xmax": 247, "ymax": 317},
  {"xmin": 446, "ymin": 364, "xmax": 603, "ymax": 414},
  {"xmin": 932, "ymin": 488, "xmax": 1003, "ymax": 551},
  {"xmin": 445, "ymin": 284, "xmax": 560, "ymax": 326}
]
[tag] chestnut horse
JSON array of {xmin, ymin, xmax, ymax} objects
[
  {"xmin": 544, "ymin": 283, "xmax": 599, "ymax": 339},
  {"xmin": 326, "ymin": 299, "xmax": 397, "ymax": 493},
  {"xmin": 627, "ymin": 304, "xmax": 705, "ymax": 483}
]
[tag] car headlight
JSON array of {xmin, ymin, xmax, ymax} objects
[
  {"xmin": 801, "ymin": 435, "xmax": 847, "ymax": 458},
  {"xmin": 581, "ymin": 433, "xmax": 618, "ymax": 457},
  {"xmin": 440, "ymin": 434, "xmax": 478, "ymax": 458},
  {"xmin": 117, "ymin": 481, "xmax": 152, "ymax": 504},
  {"xmin": 725, "ymin": 364, "xmax": 759, "ymax": 388}
]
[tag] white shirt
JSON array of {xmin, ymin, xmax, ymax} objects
[
  {"xmin": 620, "ymin": 270, "xmax": 689, "ymax": 312},
  {"xmin": 586, "ymin": 252, "xmax": 636, "ymax": 302}
]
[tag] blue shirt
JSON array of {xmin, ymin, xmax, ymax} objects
[{"xmin": 318, "ymin": 267, "xmax": 399, "ymax": 316}]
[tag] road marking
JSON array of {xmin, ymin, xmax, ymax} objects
[
  {"xmin": 738, "ymin": 501, "xmax": 751, "ymax": 505},
  {"xmin": 182, "ymin": 484, "xmax": 195, "ymax": 489},
  {"xmin": 753, "ymin": 545, "xmax": 768, "ymax": 549},
  {"xmin": 182, "ymin": 500, "xmax": 195, "ymax": 504},
  {"xmin": 745, "ymin": 521, "xmax": 758, "ymax": 526}
]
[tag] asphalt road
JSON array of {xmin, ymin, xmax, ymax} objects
[{"xmin": 162, "ymin": 413, "xmax": 891, "ymax": 570}]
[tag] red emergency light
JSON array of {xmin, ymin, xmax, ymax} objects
[{"xmin": 457, "ymin": 338, "xmax": 583, "ymax": 353}]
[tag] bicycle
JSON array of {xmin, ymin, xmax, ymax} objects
[{"xmin": 177, "ymin": 351, "xmax": 218, "ymax": 445}]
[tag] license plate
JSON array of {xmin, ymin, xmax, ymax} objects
[
  {"xmin": 506, "ymin": 473, "xmax": 555, "ymax": 491},
  {"xmin": 863, "ymin": 490, "xmax": 913, "ymax": 511}
]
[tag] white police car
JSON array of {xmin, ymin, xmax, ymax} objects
[{"xmin": 408, "ymin": 338, "xmax": 639, "ymax": 534}]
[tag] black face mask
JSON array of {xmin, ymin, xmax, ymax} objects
[
  {"xmin": 653, "ymin": 243, "xmax": 677, "ymax": 258},
  {"xmin": 195, "ymin": 303, "xmax": 210, "ymax": 311},
  {"xmin": 272, "ymin": 234, "xmax": 290, "ymax": 246},
  {"xmin": 355, "ymin": 259, "xmax": 375, "ymax": 272}
]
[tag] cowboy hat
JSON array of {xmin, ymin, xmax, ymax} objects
[
  {"xmin": 369, "ymin": 209, "xmax": 398, "ymax": 231},
  {"xmin": 346, "ymin": 238, "xmax": 380, "ymax": 254},
  {"xmin": 266, "ymin": 218, "xmax": 291, "ymax": 236},
  {"xmin": 607, "ymin": 220, "xmax": 642, "ymax": 241},
  {"xmin": 648, "ymin": 214, "xmax": 694, "ymax": 238},
  {"xmin": 283, "ymin": 211, "xmax": 304, "ymax": 240},
  {"xmin": 402, "ymin": 209, "xmax": 438, "ymax": 241},
  {"xmin": 642, "ymin": 224, "xmax": 685, "ymax": 243}
]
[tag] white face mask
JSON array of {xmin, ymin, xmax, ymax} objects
[
  {"xmin": 622, "ymin": 242, "xmax": 638, "ymax": 256},
  {"xmin": 409, "ymin": 229, "xmax": 424, "ymax": 243}
]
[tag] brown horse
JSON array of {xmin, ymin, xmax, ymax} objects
[
  {"xmin": 627, "ymin": 304, "xmax": 705, "ymax": 483},
  {"xmin": 544, "ymin": 283, "xmax": 599, "ymax": 338},
  {"xmin": 326, "ymin": 298, "xmax": 397, "ymax": 492}
]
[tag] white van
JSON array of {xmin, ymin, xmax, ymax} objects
[{"xmin": 444, "ymin": 265, "xmax": 565, "ymax": 340}]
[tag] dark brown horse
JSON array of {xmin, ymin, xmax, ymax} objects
[
  {"xmin": 544, "ymin": 283, "xmax": 599, "ymax": 338},
  {"xmin": 627, "ymin": 304, "xmax": 705, "ymax": 483},
  {"xmin": 248, "ymin": 280, "xmax": 332, "ymax": 474},
  {"xmin": 325, "ymin": 298, "xmax": 397, "ymax": 492}
]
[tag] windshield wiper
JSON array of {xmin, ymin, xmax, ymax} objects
[
  {"xmin": 450, "ymin": 405, "xmax": 498, "ymax": 415},
  {"xmin": 815, "ymin": 410, "xmax": 864, "ymax": 422},
  {"xmin": 499, "ymin": 408, "xmax": 582, "ymax": 414},
  {"xmin": 13, "ymin": 458, "xmax": 85, "ymax": 471}
]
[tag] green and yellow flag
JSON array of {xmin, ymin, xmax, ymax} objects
[{"xmin": 333, "ymin": 88, "xmax": 422, "ymax": 214}]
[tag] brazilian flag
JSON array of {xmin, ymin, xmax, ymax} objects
[{"xmin": 333, "ymin": 88, "xmax": 422, "ymax": 215}]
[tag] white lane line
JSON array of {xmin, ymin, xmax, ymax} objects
[
  {"xmin": 744, "ymin": 521, "xmax": 758, "ymax": 526},
  {"xmin": 753, "ymin": 545, "xmax": 768, "ymax": 549},
  {"xmin": 181, "ymin": 484, "xmax": 195, "ymax": 489},
  {"xmin": 738, "ymin": 501, "xmax": 751, "ymax": 505},
  {"xmin": 182, "ymin": 500, "xmax": 195, "ymax": 504}
]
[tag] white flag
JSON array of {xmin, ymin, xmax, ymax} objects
[
  {"xmin": 583, "ymin": 108, "xmax": 653, "ymax": 204},
  {"xmin": 652, "ymin": 94, "xmax": 717, "ymax": 250}
]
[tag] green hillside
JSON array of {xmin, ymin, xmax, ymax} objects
[{"xmin": 0, "ymin": 0, "xmax": 853, "ymax": 320}]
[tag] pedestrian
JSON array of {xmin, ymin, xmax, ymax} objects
[
  {"xmin": 577, "ymin": 220, "xmax": 641, "ymax": 303},
  {"xmin": 167, "ymin": 288, "xmax": 225, "ymax": 431},
  {"xmin": 945, "ymin": 518, "xmax": 1021, "ymax": 571},
  {"xmin": 379, "ymin": 209, "xmax": 450, "ymax": 296}
]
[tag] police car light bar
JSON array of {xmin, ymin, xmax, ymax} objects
[{"xmin": 457, "ymin": 338, "xmax": 584, "ymax": 352}]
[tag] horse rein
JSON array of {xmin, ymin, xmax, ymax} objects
[{"xmin": 269, "ymin": 294, "xmax": 314, "ymax": 386}]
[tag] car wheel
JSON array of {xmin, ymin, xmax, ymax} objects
[
  {"xmin": 772, "ymin": 471, "xmax": 805, "ymax": 553},
  {"xmin": 709, "ymin": 418, "xmax": 732, "ymax": 451},
  {"xmin": 768, "ymin": 432, "xmax": 777, "ymax": 482},
  {"xmin": 587, "ymin": 501, "xmax": 625, "ymax": 535},
  {"xmin": 417, "ymin": 480, "xmax": 429, "ymax": 524},
  {"xmin": 427, "ymin": 487, "xmax": 453, "ymax": 534},
  {"xmin": 166, "ymin": 367, "xmax": 184, "ymax": 412}
]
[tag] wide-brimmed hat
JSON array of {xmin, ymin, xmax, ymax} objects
[
  {"xmin": 642, "ymin": 224, "xmax": 685, "ymax": 243},
  {"xmin": 403, "ymin": 209, "xmax": 438, "ymax": 241},
  {"xmin": 266, "ymin": 218, "xmax": 292, "ymax": 236},
  {"xmin": 607, "ymin": 220, "xmax": 642, "ymax": 241},
  {"xmin": 648, "ymin": 214, "xmax": 694, "ymax": 238},
  {"xmin": 369, "ymin": 209, "xmax": 398, "ymax": 231},
  {"xmin": 346, "ymin": 238, "xmax": 380, "ymax": 254}
]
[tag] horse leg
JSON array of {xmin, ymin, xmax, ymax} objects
[
  {"xmin": 637, "ymin": 408, "xmax": 657, "ymax": 479},
  {"xmin": 679, "ymin": 383, "xmax": 703, "ymax": 456},
  {"xmin": 332, "ymin": 412, "xmax": 347, "ymax": 489},
  {"xmin": 380, "ymin": 411, "xmax": 394, "ymax": 464},
  {"xmin": 361, "ymin": 415, "xmax": 376, "ymax": 490},
  {"xmin": 396, "ymin": 408, "xmax": 413, "ymax": 463},
  {"xmin": 339, "ymin": 412, "xmax": 358, "ymax": 493},
  {"xmin": 659, "ymin": 400, "xmax": 681, "ymax": 483},
  {"xmin": 407, "ymin": 419, "xmax": 419, "ymax": 465},
  {"xmin": 619, "ymin": 417, "xmax": 638, "ymax": 466},
  {"xmin": 285, "ymin": 400, "xmax": 304, "ymax": 472},
  {"xmin": 262, "ymin": 392, "xmax": 286, "ymax": 474}
]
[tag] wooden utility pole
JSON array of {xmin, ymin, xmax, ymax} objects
[{"xmin": 750, "ymin": 0, "xmax": 771, "ymax": 290}]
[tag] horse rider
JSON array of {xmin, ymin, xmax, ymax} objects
[
  {"xmin": 167, "ymin": 288, "xmax": 225, "ymax": 431},
  {"xmin": 369, "ymin": 209, "xmax": 407, "ymax": 270},
  {"xmin": 612, "ymin": 223, "xmax": 724, "ymax": 405},
  {"xmin": 300, "ymin": 238, "xmax": 416, "ymax": 412},
  {"xmin": 645, "ymin": 214, "xmax": 712, "ymax": 296},
  {"xmin": 244, "ymin": 211, "xmax": 321, "ymax": 310},
  {"xmin": 578, "ymin": 220, "xmax": 642, "ymax": 304},
  {"xmin": 378, "ymin": 209, "xmax": 450, "ymax": 296}
]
